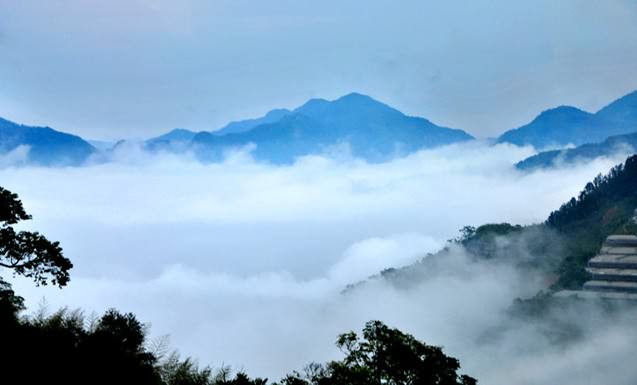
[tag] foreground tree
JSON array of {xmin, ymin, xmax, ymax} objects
[
  {"xmin": 0, "ymin": 186, "xmax": 72, "ymax": 286},
  {"xmin": 281, "ymin": 320, "xmax": 476, "ymax": 385}
]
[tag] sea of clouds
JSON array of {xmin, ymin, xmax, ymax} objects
[{"xmin": 3, "ymin": 141, "xmax": 637, "ymax": 384}]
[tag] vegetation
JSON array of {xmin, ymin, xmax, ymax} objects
[
  {"xmin": 449, "ymin": 155, "xmax": 637, "ymax": 290},
  {"xmin": 0, "ymin": 186, "xmax": 72, "ymax": 286},
  {"xmin": 0, "ymin": 186, "xmax": 476, "ymax": 385},
  {"xmin": 281, "ymin": 320, "xmax": 475, "ymax": 385},
  {"xmin": 547, "ymin": 154, "xmax": 637, "ymax": 289}
]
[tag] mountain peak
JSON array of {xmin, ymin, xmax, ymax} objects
[
  {"xmin": 214, "ymin": 108, "xmax": 292, "ymax": 136},
  {"xmin": 337, "ymin": 92, "xmax": 374, "ymax": 102},
  {"xmin": 295, "ymin": 97, "xmax": 330, "ymax": 113},
  {"xmin": 536, "ymin": 105, "xmax": 590, "ymax": 118},
  {"xmin": 191, "ymin": 92, "xmax": 473, "ymax": 164},
  {"xmin": 498, "ymin": 90, "xmax": 637, "ymax": 148},
  {"xmin": 264, "ymin": 108, "xmax": 291, "ymax": 119},
  {"xmin": 497, "ymin": 105, "xmax": 593, "ymax": 148},
  {"xmin": 148, "ymin": 128, "xmax": 197, "ymax": 143},
  {"xmin": 0, "ymin": 117, "xmax": 95, "ymax": 165},
  {"xmin": 596, "ymin": 89, "xmax": 637, "ymax": 119}
]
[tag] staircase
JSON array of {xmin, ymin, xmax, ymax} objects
[{"xmin": 555, "ymin": 235, "xmax": 637, "ymax": 301}]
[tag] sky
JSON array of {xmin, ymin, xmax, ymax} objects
[
  {"xmin": 5, "ymin": 143, "xmax": 637, "ymax": 384},
  {"xmin": 1, "ymin": 0, "xmax": 637, "ymax": 140}
]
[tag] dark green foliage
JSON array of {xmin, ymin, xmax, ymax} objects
[
  {"xmin": 0, "ymin": 186, "xmax": 31, "ymax": 224},
  {"xmin": 455, "ymin": 223, "xmax": 523, "ymax": 258},
  {"xmin": 546, "ymin": 155, "xmax": 637, "ymax": 288},
  {"xmin": 216, "ymin": 371, "xmax": 268, "ymax": 385},
  {"xmin": 158, "ymin": 357, "xmax": 268, "ymax": 385},
  {"xmin": 450, "ymin": 223, "xmax": 564, "ymax": 273},
  {"xmin": 0, "ymin": 277, "xmax": 24, "ymax": 326},
  {"xmin": 159, "ymin": 355, "xmax": 215, "ymax": 385},
  {"xmin": 547, "ymin": 156, "xmax": 637, "ymax": 229},
  {"xmin": 278, "ymin": 320, "xmax": 476, "ymax": 385},
  {"xmin": 0, "ymin": 186, "xmax": 72, "ymax": 287},
  {"xmin": 0, "ymin": 305, "xmax": 163, "ymax": 385},
  {"xmin": 449, "ymin": 155, "xmax": 637, "ymax": 290},
  {"xmin": 0, "ymin": 282, "xmax": 267, "ymax": 385}
]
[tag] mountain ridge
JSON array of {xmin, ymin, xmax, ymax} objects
[
  {"xmin": 0, "ymin": 117, "xmax": 96, "ymax": 166},
  {"xmin": 190, "ymin": 92, "xmax": 474, "ymax": 163},
  {"xmin": 515, "ymin": 131, "xmax": 637, "ymax": 170},
  {"xmin": 497, "ymin": 90, "xmax": 637, "ymax": 149}
]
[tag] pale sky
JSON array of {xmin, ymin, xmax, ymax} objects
[{"xmin": 1, "ymin": 0, "xmax": 636, "ymax": 140}]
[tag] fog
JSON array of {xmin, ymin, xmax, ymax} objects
[{"xmin": 3, "ymin": 142, "xmax": 636, "ymax": 384}]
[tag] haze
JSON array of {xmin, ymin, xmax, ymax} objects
[
  {"xmin": 1, "ymin": 0, "xmax": 637, "ymax": 139},
  {"xmin": 5, "ymin": 144, "xmax": 635, "ymax": 384}
]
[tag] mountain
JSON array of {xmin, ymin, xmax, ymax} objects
[
  {"xmin": 149, "ymin": 128, "xmax": 198, "ymax": 143},
  {"xmin": 88, "ymin": 139, "xmax": 119, "ymax": 152},
  {"xmin": 594, "ymin": 90, "xmax": 637, "ymax": 132},
  {"xmin": 192, "ymin": 93, "xmax": 474, "ymax": 163},
  {"xmin": 144, "ymin": 128, "xmax": 199, "ymax": 152},
  {"xmin": 497, "ymin": 106, "xmax": 594, "ymax": 149},
  {"xmin": 359, "ymin": 154, "xmax": 637, "ymax": 306},
  {"xmin": 0, "ymin": 117, "xmax": 95, "ymax": 166},
  {"xmin": 497, "ymin": 90, "xmax": 637, "ymax": 149},
  {"xmin": 516, "ymin": 132, "xmax": 637, "ymax": 170},
  {"xmin": 214, "ymin": 108, "xmax": 291, "ymax": 135}
]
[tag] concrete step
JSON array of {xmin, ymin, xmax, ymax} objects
[
  {"xmin": 587, "ymin": 267, "xmax": 637, "ymax": 282},
  {"xmin": 599, "ymin": 246, "xmax": 637, "ymax": 255},
  {"xmin": 583, "ymin": 280, "xmax": 637, "ymax": 293},
  {"xmin": 605, "ymin": 235, "xmax": 637, "ymax": 247},
  {"xmin": 588, "ymin": 255, "xmax": 637, "ymax": 269},
  {"xmin": 554, "ymin": 290, "xmax": 637, "ymax": 301}
]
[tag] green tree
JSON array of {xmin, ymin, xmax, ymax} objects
[
  {"xmin": 281, "ymin": 320, "xmax": 476, "ymax": 385},
  {"xmin": 0, "ymin": 186, "xmax": 72, "ymax": 286}
]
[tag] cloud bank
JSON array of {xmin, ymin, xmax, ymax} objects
[{"xmin": 3, "ymin": 142, "xmax": 636, "ymax": 384}]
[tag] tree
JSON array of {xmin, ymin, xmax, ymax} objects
[
  {"xmin": 0, "ymin": 276, "xmax": 24, "ymax": 325},
  {"xmin": 0, "ymin": 186, "xmax": 72, "ymax": 286},
  {"xmin": 281, "ymin": 320, "xmax": 476, "ymax": 385}
]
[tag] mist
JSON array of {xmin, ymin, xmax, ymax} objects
[{"xmin": 3, "ymin": 142, "xmax": 636, "ymax": 384}]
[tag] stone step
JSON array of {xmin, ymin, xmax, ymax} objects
[
  {"xmin": 587, "ymin": 267, "xmax": 637, "ymax": 282},
  {"xmin": 599, "ymin": 246, "xmax": 637, "ymax": 255},
  {"xmin": 554, "ymin": 290, "xmax": 637, "ymax": 301},
  {"xmin": 583, "ymin": 280, "xmax": 637, "ymax": 293},
  {"xmin": 588, "ymin": 255, "xmax": 637, "ymax": 269},
  {"xmin": 605, "ymin": 235, "xmax": 637, "ymax": 247}
]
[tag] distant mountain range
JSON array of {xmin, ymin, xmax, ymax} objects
[
  {"xmin": 498, "ymin": 90, "xmax": 637, "ymax": 149},
  {"xmin": 2, "ymin": 90, "xmax": 637, "ymax": 167},
  {"xmin": 144, "ymin": 128, "xmax": 198, "ymax": 152},
  {"xmin": 189, "ymin": 93, "xmax": 473, "ymax": 163},
  {"xmin": 214, "ymin": 108, "xmax": 292, "ymax": 136},
  {"xmin": 515, "ymin": 132, "xmax": 637, "ymax": 170},
  {"xmin": 0, "ymin": 117, "xmax": 95, "ymax": 166}
]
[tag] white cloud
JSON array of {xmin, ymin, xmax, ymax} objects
[{"xmin": 3, "ymin": 142, "xmax": 636, "ymax": 383}]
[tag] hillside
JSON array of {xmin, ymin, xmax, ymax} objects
[
  {"xmin": 191, "ymin": 93, "xmax": 474, "ymax": 163},
  {"xmin": 360, "ymin": 155, "xmax": 637, "ymax": 296},
  {"xmin": 0, "ymin": 117, "xmax": 95, "ymax": 166},
  {"xmin": 144, "ymin": 128, "xmax": 199, "ymax": 152},
  {"xmin": 497, "ymin": 90, "xmax": 637, "ymax": 149},
  {"xmin": 213, "ymin": 108, "xmax": 292, "ymax": 136},
  {"xmin": 515, "ymin": 132, "xmax": 637, "ymax": 170}
]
